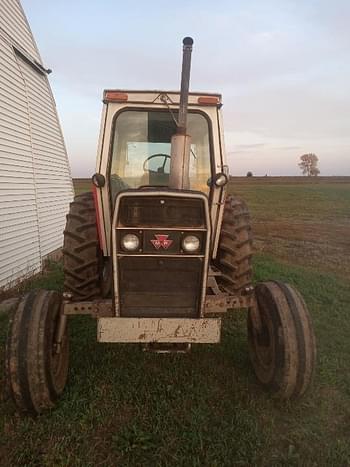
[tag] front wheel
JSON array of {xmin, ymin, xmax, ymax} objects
[
  {"xmin": 248, "ymin": 281, "xmax": 316, "ymax": 399},
  {"xmin": 6, "ymin": 290, "xmax": 69, "ymax": 414}
]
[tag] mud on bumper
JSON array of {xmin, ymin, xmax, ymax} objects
[{"xmin": 97, "ymin": 317, "xmax": 221, "ymax": 343}]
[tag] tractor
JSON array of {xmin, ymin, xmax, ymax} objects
[{"xmin": 6, "ymin": 38, "xmax": 316, "ymax": 414}]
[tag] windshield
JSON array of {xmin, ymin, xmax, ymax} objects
[{"xmin": 109, "ymin": 110, "xmax": 211, "ymax": 199}]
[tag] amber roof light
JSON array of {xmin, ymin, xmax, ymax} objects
[
  {"xmin": 104, "ymin": 91, "xmax": 128, "ymax": 103},
  {"xmin": 198, "ymin": 96, "xmax": 220, "ymax": 105}
]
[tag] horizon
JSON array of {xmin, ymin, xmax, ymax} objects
[{"xmin": 22, "ymin": 0, "xmax": 350, "ymax": 177}]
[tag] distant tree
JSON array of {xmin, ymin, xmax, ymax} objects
[
  {"xmin": 298, "ymin": 153, "xmax": 320, "ymax": 176},
  {"xmin": 310, "ymin": 165, "xmax": 320, "ymax": 176},
  {"xmin": 246, "ymin": 171, "xmax": 253, "ymax": 177}
]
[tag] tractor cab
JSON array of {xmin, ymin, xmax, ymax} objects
[{"xmin": 93, "ymin": 89, "xmax": 228, "ymax": 260}]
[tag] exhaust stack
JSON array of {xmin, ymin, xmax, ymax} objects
[{"xmin": 168, "ymin": 37, "xmax": 193, "ymax": 190}]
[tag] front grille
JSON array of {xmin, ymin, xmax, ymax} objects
[
  {"xmin": 114, "ymin": 192, "xmax": 209, "ymax": 318},
  {"xmin": 118, "ymin": 196, "xmax": 205, "ymax": 228},
  {"xmin": 119, "ymin": 257, "xmax": 202, "ymax": 317}
]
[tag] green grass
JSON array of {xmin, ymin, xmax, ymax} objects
[
  {"xmin": 1, "ymin": 257, "xmax": 349, "ymax": 466},
  {"xmin": 1, "ymin": 178, "xmax": 349, "ymax": 465}
]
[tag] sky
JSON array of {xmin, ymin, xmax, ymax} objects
[{"xmin": 22, "ymin": 0, "xmax": 350, "ymax": 176}]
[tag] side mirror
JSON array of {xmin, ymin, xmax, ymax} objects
[
  {"xmin": 92, "ymin": 173, "xmax": 106, "ymax": 188},
  {"xmin": 207, "ymin": 173, "xmax": 228, "ymax": 188}
]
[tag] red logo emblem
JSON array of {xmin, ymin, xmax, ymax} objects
[{"xmin": 150, "ymin": 234, "xmax": 173, "ymax": 250}]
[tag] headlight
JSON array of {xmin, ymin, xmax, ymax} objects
[
  {"xmin": 121, "ymin": 233, "xmax": 140, "ymax": 251},
  {"xmin": 182, "ymin": 235, "xmax": 200, "ymax": 252}
]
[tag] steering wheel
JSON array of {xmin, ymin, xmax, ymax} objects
[{"xmin": 143, "ymin": 153, "xmax": 171, "ymax": 174}]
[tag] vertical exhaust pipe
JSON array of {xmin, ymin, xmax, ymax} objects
[
  {"xmin": 178, "ymin": 37, "xmax": 194, "ymax": 135},
  {"xmin": 169, "ymin": 37, "xmax": 194, "ymax": 190}
]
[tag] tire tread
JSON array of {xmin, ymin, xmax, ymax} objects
[
  {"xmin": 217, "ymin": 195, "xmax": 253, "ymax": 295},
  {"xmin": 63, "ymin": 191, "xmax": 101, "ymax": 301}
]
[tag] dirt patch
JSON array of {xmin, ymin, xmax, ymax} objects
[
  {"xmin": 228, "ymin": 179, "xmax": 350, "ymax": 280},
  {"xmin": 254, "ymin": 221, "xmax": 350, "ymax": 247},
  {"xmin": 252, "ymin": 219, "xmax": 350, "ymax": 279}
]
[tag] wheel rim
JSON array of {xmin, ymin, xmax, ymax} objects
[
  {"xmin": 254, "ymin": 321, "xmax": 273, "ymax": 370},
  {"xmin": 47, "ymin": 298, "xmax": 69, "ymax": 396},
  {"xmin": 51, "ymin": 315, "xmax": 68, "ymax": 384},
  {"xmin": 248, "ymin": 287, "xmax": 277, "ymax": 384}
]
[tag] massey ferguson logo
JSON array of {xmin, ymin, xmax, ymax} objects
[{"xmin": 150, "ymin": 234, "xmax": 173, "ymax": 250}]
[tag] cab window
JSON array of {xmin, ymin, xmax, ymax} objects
[{"xmin": 109, "ymin": 110, "xmax": 211, "ymax": 199}]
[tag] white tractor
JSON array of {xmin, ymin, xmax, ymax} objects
[{"xmin": 6, "ymin": 38, "xmax": 316, "ymax": 414}]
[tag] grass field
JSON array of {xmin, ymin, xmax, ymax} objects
[
  {"xmin": 229, "ymin": 177, "xmax": 350, "ymax": 280},
  {"xmin": 0, "ymin": 177, "xmax": 349, "ymax": 466}
]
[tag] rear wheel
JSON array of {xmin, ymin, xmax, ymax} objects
[
  {"xmin": 6, "ymin": 290, "xmax": 69, "ymax": 414},
  {"xmin": 217, "ymin": 195, "xmax": 253, "ymax": 295},
  {"xmin": 63, "ymin": 191, "xmax": 111, "ymax": 300},
  {"xmin": 248, "ymin": 281, "xmax": 316, "ymax": 399}
]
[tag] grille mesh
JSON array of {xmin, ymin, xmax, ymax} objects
[{"xmin": 119, "ymin": 257, "xmax": 202, "ymax": 317}]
